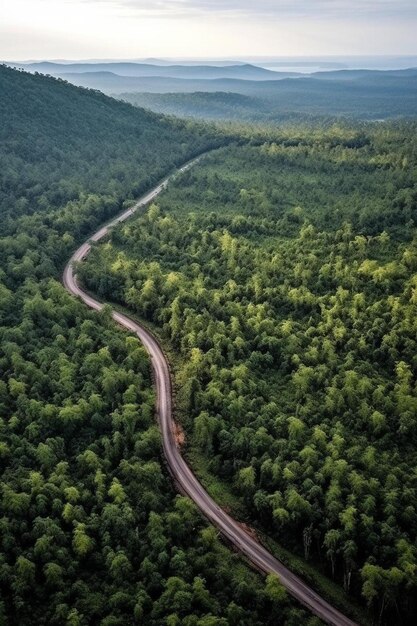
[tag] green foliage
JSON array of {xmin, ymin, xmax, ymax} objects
[
  {"xmin": 0, "ymin": 65, "xmax": 313, "ymax": 624},
  {"xmin": 265, "ymin": 574, "xmax": 287, "ymax": 603},
  {"xmin": 83, "ymin": 123, "xmax": 417, "ymax": 624}
]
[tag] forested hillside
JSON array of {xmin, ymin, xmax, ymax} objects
[
  {"xmin": 81, "ymin": 123, "xmax": 417, "ymax": 625},
  {"xmin": 0, "ymin": 65, "xmax": 319, "ymax": 624},
  {"xmin": 0, "ymin": 64, "xmax": 220, "ymax": 232}
]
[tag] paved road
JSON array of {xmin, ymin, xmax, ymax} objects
[{"xmin": 63, "ymin": 158, "xmax": 359, "ymax": 626}]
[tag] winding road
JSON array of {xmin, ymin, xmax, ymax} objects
[{"xmin": 63, "ymin": 157, "xmax": 359, "ymax": 626}]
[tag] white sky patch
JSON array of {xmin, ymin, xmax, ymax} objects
[
  {"xmin": 75, "ymin": 0, "xmax": 417, "ymax": 19},
  {"xmin": 1, "ymin": 0, "xmax": 416, "ymax": 60}
]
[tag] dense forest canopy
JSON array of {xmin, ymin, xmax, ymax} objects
[
  {"xmin": 0, "ymin": 65, "xmax": 322, "ymax": 625},
  {"xmin": 0, "ymin": 64, "xmax": 222, "ymax": 232},
  {"xmin": 81, "ymin": 123, "xmax": 417, "ymax": 625}
]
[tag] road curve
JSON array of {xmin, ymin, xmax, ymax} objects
[{"xmin": 63, "ymin": 157, "xmax": 359, "ymax": 626}]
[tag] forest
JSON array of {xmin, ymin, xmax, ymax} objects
[
  {"xmin": 80, "ymin": 122, "xmax": 417, "ymax": 625},
  {"xmin": 0, "ymin": 65, "xmax": 322, "ymax": 624}
]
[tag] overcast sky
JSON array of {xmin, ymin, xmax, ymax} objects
[{"xmin": 1, "ymin": 0, "xmax": 416, "ymax": 60}]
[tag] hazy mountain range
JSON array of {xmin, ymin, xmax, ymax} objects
[
  {"xmin": 5, "ymin": 60, "xmax": 417, "ymax": 121},
  {"xmin": 10, "ymin": 61, "xmax": 297, "ymax": 81},
  {"xmin": 7, "ymin": 61, "xmax": 415, "ymax": 91}
]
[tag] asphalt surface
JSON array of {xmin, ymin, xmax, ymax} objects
[{"xmin": 63, "ymin": 158, "xmax": 359, "ymax": 626}]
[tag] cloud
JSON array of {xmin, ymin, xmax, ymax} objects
[
  {"xmin": 78, "ymin": 0, "xmax": 417, "ymax": 20},
  {"xmin": 4, "ymin": 0, "xmax": 417, "ymax": 58}
]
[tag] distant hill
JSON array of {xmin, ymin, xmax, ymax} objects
[
  {"xmin": 312, "ymin": 67, "xmax": 417, "ymax": 80},
  {"xmin": 14, "ymin": 61, "xmax": 295, "ymax": 81},
  {"xmin": 120, "ymin": 71, "xmax": 417, "ymax": 121},
  {"xmin": 59, "ymin": 72, "xmax": 287, "ymax": 94},
  {"xmin": 23, "ymin": 66, "xmax": 417, "ymax": 107}
]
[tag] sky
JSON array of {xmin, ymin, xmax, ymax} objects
[{"xmin": 1, "ymin": 0, "xmax": 417, "ymax": 60}]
